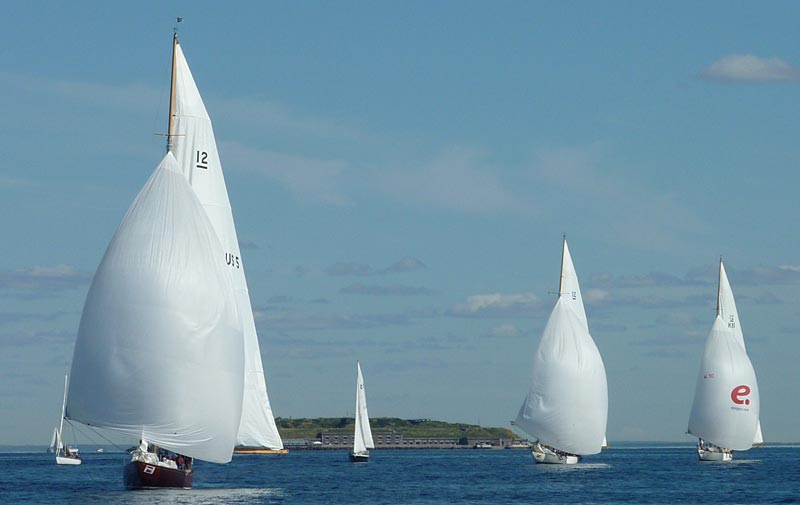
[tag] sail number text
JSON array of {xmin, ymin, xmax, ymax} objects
[
  {"xmin": 196, "ymin": 150, "xmax": 209, "ymax": 170},
  {"xmin": 226, "ymin": 253, "xmax": 240, "ymax": 269}
]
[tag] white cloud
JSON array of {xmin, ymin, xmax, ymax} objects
[
  {"xmin": 375, "ymin": 147, "xmax": 536, "ymax": 216},
  {"xmin": 584, "ymin": 289, "xmax": 611, "ymax": 303},
  {"xmin": 489, "ymin": 324, "xmax": 520, "ymax": 338},
  {"xmin": 700, "ymin": 54, "xmax": 797, "ymax": 82},
  {"xmin": 340, "ymin": 283, "xmax": 433, "ymax": 296},
  {"xmin": 221, "ymin": 141, "xmax": 352, "ymax": 206},
  {"xmin": 527, "ymin": 145, "xmax": 705, "ymax": 252},
  {"xmin": 450, "ymin": 292, "xmax": 542, "ymax": 317},
  {"xmin": 0, "ymin": 264, "xmax": 89, "ymax": 293}
]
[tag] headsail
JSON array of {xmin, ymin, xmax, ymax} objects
[
  {"xmin": 353, "ymin": 362, "xmax": 374, "ymax": 454},
  {"xmin": 66, "ymin": 153, "xmax": 244, "ymax": 463},
  {"xmin": 169, "ymin": 40, "xmax": 283, "ymax": 450},
  {"xmin": 687, "ymin": 260, "xmax": 760, "ymax": 451},
  {"xmin": 753, "ymin": 420, "xmax": 764, "ymax": 446},
  {"xmin": 515, "ymin": 238, "xmax": 608, "ymax": 455},
  {"xmin": 559, "ymin": 239, "xmax": 587, "ymax": 329}
]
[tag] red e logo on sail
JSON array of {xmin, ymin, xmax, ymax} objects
[{"xmin": 730, "ymin": 385, "xmax": 751, "ymax": 405}]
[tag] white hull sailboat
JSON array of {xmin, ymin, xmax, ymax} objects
[
  {"xmin": 697, "ymin": 442, "xmax": 732, "ymax": 462},
  {"xmin": 688, "ymin": 260, "xmax": 762, "ymax": 462},
  {"xmin": 532, "ymin": 442, "xmax": 580, "ymax": 464},
  {"xmin": 515, "ymin": 238, "xmax": 608, "ymax": 465},
  {"xmin": 350, "ymin": 362, "xmax": 375, "ymax": 462},
  {"xmin": 54, "ymin": 373, "xmax": 81, "ymax": 466},
  {"xmin": 65, "ymin": 27, "xmax": 252, "ymax": 489}
]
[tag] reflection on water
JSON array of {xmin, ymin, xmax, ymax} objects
[
  {"xmin": 0, "ymin": 448, "xmax": 797, "ymax": 504},
  {"xmin": 533, "ymin": 462, "xmax": 611, "ymax": 473},
  {"xmin": 104, "ymin": 487, "xmax": 285, "ymax": 505}
]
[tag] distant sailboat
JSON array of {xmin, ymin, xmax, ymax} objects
[
  {"xmin": 65, "ymin": 32, "xmax": 250, "ymax": 489},
  {"xmin": 688, "ymin": 260, "xmax": 762, "ymax": 461},
  {"xmin": 515, "ymin": 238, "xmax": 608, "ymax": 464},
  {"xmin": 47, "ymin": 428, "xmax": 57, "ymax": 454},
  {"xmin": 54, "ymin": 372, "xmax": 81, "ymax": 465},
  {"xmin": 350, "ymin": 362, "xmax": 374, "ymax": 462}
]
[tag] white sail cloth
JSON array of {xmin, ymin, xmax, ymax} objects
[
  {"xmin": 66, "ymin": 153, "xmax": 244, "ymax": 464},
  {"xmin": 170, "ymin": 42, "xmax": 283, "ymax": 450},
  {"xmin": 515, "ymin": 240, "xmax": 608, "ymax": 456},
  {"xmin": 353, "ymin": 362, "xmax": 374, "ymax": 454},
  {"xmin": 49, "ymin": 428, "xmax": 59, "ymax": 451},
  {"xmin": 688, "ymin": 262, "xmax": 760, "ymax": 451}
]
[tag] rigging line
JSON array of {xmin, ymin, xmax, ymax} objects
[{"xmin": 68, "ymin": 421, "xmax": 128, "ymax": 453}]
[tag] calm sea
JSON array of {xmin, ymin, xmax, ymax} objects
[{"xmin": 1, "ymin": 445, "xmax": 798, "ymax": 504}]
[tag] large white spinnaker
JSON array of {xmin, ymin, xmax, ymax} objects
[
  {"xmin": 169, "ymin": 42, "xmax": 283, "ymax": 450},
  {"xmin": 353, "ymin": 362, "xmax": 374, "ymax": 454},
  {"xmin": 515, "ymin": 239, "xmax": 608, "ymax": 456},
  {"xmin": 687, "ymin": 260, "xmax": 760, "ymax": 451},
  {"xmin": 66, "ymin": 153, "xmax": 244, "ymax": 464}
]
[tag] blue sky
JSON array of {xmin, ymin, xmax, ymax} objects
[{"xmin": 2, "ymin": 1, "xmax": 799, "ymax": 445}]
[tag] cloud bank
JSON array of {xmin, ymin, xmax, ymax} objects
[{"xmin": 700, "ymin": 54, "xmax": 797, "ymax": 82}]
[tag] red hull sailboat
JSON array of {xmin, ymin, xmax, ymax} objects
[
  {"xmin": 64, "ymin": 25, "xmax": 248, "ymax": 491},
  {"xmin": 124, "ymin": 461, "xmax": 192, "ymax": 490}
]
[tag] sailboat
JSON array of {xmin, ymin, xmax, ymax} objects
[
  {"xmin": 514, "ymin": 238, "xmax": 608, "ymax": 464},
  {"xmin": 47, "ymin": 428, "xmax": 57, "ymax": 453},
  {"xmin": 350, "ymin": 361, "xmax": 374, "ymax": 462},
  {"xmin": 54, "ymin": 373, "xmax": 81, "ymax": 465},
  {"xmin": 163, "ymin": 28, "xmax": 284, "ymax": 457},
  {"xmin": 64, "ymin": 31, "xmax": 253, "ymax": 489},
  {"xmin": 687, "ymin": 259, "xmax": 762, "ymax": 462}
]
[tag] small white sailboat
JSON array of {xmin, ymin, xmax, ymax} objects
[
  {"xmin": 688, "ymin": 259, "xmax": 762, "ymax": 462},
  {"xmin": 47, "ymin": 428, "xmax": 57, "ymax": 453},
  {"xmin": 55, "ymin": 373, "xmax": 81, "ymax": 465},
  {"xmin": 350, "ymin": 362, "xmax": 374, "ymax": 462},
  {"xmin": 515, "ymin": 238, "xmax": 608, "ymax": 465},
  {"xmin": 65, "ymin": 30, "xmax": 251, "ymax": 489}
]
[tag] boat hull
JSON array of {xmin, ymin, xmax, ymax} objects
[
  {"xmin": 234, "ymin": 447, "xmax": 288, "ymax": 455},
  {"xmin": 698, "ymin": 447, "xmax": 733, "ymax": 462},
  {"xmin": 123, "ymin": 460, "xmax": 192, "ymax": 489},
  {"xmin": 532, "ymin": 444, "xmax": 581, "ymax": 465},
  {"xmin": 56, "ymin": 455, "xmax": 82, "ymax": 466},
  {"xmin": 349, "ymin": 451, "xmax": 369, "ymax": 463}
]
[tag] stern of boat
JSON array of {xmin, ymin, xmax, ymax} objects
[
  {"xmin": 124, "ymin": 460, "xmax": 192, "ymax": 489},
  {"xmin": 349, "ymin": 451, "xmax": 370, "ymax": 463}
]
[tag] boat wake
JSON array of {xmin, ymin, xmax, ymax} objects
[{"xmin": 115, "ymin": 487, "xmax": 285, "ymax": 504}]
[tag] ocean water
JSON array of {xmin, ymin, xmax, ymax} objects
[{"xmin": 1, "ymin": 445, "xmax": 798, "ymax": 504}]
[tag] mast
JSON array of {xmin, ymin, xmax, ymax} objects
[
  {"xmin": 166, "ymin": 31, "xmax": 178, "ymax": 152},
  {"xmin": 716, "ymin": 257, "xmax": 722, "ymax": 317},
  {"xmin": 355, "ymin": 360, "xmax": 361, "ymax": 443},
  {"xmin": 58, "ymin": 372, "xmax": 68, "ymax": 450},
  {"xmin": 558, "ymin": 234, "xmax": 566, "ymax": 295}
]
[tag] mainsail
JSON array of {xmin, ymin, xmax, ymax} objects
[
  {"xmin": 66, "ymin": 153, "xmax": 244, "ymax": 464},
  {"xmin": 515, "ymin": 239, "xmax": 608, "ymax": 456},
  {"xmin": 353, "ymin": 362, "xmax": 374, "ymax": 454},
  {"xmin": 687, "ymin": 260, "xmax": 760, "ymax": 451},
  {"xmin": 169, "ymin": 40, "xmax": 283, "ymax": 450}
]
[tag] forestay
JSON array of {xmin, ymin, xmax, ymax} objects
[
  {"xmin": 170, "ymin": 43, "xmax": 283, "ymax": 450},
  {"xmin": 688, "ymin": 261, "xmax": 760, "ymax": 451},
  {"xmin": 66, "ymin": 153, "xmax": 244, "ymax": 464},
  {"xmin": 353, "ymin": 362, "xmax": 374, "ymax": 454},
  {"xmin": 515, "ymin": 240, "xmax": 608, "ymax": 456}
]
